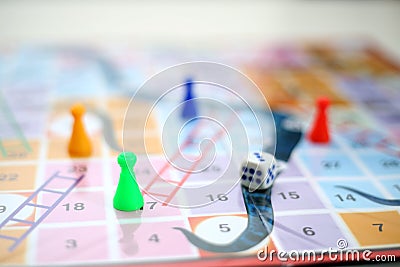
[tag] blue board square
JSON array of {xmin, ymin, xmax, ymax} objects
[
  {"xmin": 380, "ymin": 178, "xmax": 400, "ymax": 198},
  {"xmin": 357, "ymin": 151, "xmax": 400, "ymax": 176},
  {"xmin": 319, "ymin": 180, "xmax": 385, "ymax": 209},
  {"xmin": 299, "ymin": 152, "xmax": 363, "ymax": 177}
]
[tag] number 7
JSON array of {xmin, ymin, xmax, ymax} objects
[{"xmin": 146, "ymin": 201, "xmax": 157, "ymax": 209}]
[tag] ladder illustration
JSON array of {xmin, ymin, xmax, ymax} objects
[
  {"xmin": 0, "ymin": 171, "xmax": 84, "ymax": 252},
  {"xmin": 143, "ymin": 121, "xmax": 203, "ymax": 205},
  {"xmin": 0, "ymin": 91, "xmax": 32, "ymax": 158},
  {"xmin": 144, "ymin": 116, "xmax": 233, "ymax": 206}
]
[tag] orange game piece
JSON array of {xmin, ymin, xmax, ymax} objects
[
  {"xmin": 68, "ymin": 103, "xmax": 92, "ymax": 157},
  {"xmin": 308, "ymin": 97, "xmax": 330, "ymax": 143}
]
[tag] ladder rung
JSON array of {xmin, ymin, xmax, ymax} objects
[
  {"xmin": 146, "ymin": 192, "xmax": 169, "ymax": 197},
  {"xmin": 26, "ymin": 203, "xmax": 51, "ymax": 209},
  {"xmin": 55, "ymin": 175, "xmax": 78, "ymax": 181},
  {"xmin": 10, "ymin": 218, "xmax": 34, "ymax": 225},
  {"xmin": 42, "ymin": 188, "xmax": 64, "ymax": 194},
  {"xmin": 164, "ymin": 179, "xmax": 180, "ymax": 184},
  {"xmin": 0, "ymin": 234, "xmax": 18, "ymax": 241}
]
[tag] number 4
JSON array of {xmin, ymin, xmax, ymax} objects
[{"xmin": 149, "ymin": 234, "xmax": 160, "ymax": 242}]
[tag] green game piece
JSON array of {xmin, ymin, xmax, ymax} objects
[{"xmin": 113, "ymin": 152, "xmax": 144, "ymax": 211}]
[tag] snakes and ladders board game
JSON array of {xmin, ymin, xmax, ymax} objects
[{"xmin": 0, "ymin": 41, "xmax": 399, "ymax": 266}]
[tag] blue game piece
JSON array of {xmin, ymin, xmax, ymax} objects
[{"xmin": 181, "ymin": 78, "xmax": 198, "ymax": 120}]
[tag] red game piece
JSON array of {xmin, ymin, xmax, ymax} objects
[{"xmin": 308, "ymin": 97, "xmax": 330, "ymax": 143}]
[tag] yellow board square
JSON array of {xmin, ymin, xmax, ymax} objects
[
  {"xmin": 0, "ymin": 139, "xmax": 40, "ymax": 161},
  {"xmin": 0, "ymin": 229, "xmax": 27, "ymax": 264},
  {"xmin": 47, "ymin": 137, "xmax": 102, "ymax": 159},
  {"xmin": 120, "ymin": 135, "xmax": 163, "ymax": 155},
  {"xmin": 144, "ymin": 135, "xmax": 163, "ymax": 154},
  {"xmin": 0, "ymin": 165, "xmax": 37, "ymax": 191},
  {"xmin": 107, "ymin": 97, "xmax": 129, "ymax": 111},
  {"xmin": 340, "ymin": 210, "xmax": 400, "ymax": 247}
]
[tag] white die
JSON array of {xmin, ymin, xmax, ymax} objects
[{"xmin": 240, "ymin": 152, "xmax": 277, "ymax": 192}]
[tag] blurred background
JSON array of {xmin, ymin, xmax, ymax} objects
[{"xmin": 0, "ymin": 0, "xmax": 399, "ymax": 56}]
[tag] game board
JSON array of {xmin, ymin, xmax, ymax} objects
[{"xmin": 1, "ymin": 41, "xmax": 400, "ymax": 266}]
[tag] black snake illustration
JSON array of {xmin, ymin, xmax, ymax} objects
[
  {"xmin": 174, "ymin": 186, "xmax": 274, "ymax": 252},
  {"xmin": 336, "ymin": 186, "xmax": 400, "ymax": 206},
  {"xmin": 174, "ymin": 112, "xmax": 303, "ymax": 253}
]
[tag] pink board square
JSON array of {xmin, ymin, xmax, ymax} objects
[
  {"xmin": 36, "ymin": 225, "xmax": 109, "ymax": 263},
  {"xmin": 45, "ymin": 160, "xmax": 104, "ymax": 188},
  {"xmin": 113, "ymin": 193, "xmax": 181, "ymax": 219},
  {"xmin": 116, "ymin": 220, "xmax": 197, "ymax": 259},
  {"xmin": 41, "ymin": 191, "xmax": 106, "ymax": 223},
  {"xmin": 111, "ymin": 156, "xmax": 173, "ymax": 187}
]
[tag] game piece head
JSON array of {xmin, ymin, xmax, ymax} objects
[
  {"xmin": 184, "ymin": 78, "xmax": 194, "ymax": 99},
  {"xmin": 118, "ymin": 152, "xmax": 137, "ymax": 169},
  {"xmin": 70, "ymin": 103, "xmax": 85, "ymax": 118},
  {"xmin": 317, "ymin": 97, "xmax": 330, "ymax": 110}
]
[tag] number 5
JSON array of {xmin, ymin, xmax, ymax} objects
[{"xmin": 219, "ymin": 224, "xmax": 230, "ymax": 232}]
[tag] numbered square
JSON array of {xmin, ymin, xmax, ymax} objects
[
  {"xmin": 186, "ymin": 183, "xmax": 247, "ymax": 216},
  {"xmin": 0, "ymin": 139, "xmax": 40, "ymax": 161},
  {"xmin": 0, "ymin": 192, "xmax": 36, "ymax": 227},
  {"xmin": 44, "ymin": 160, "xmax": 104, "ymax": 188},
  {"xmin": 36, "ymin": 225, "xmax": 109, "ymax": 263},
  {"xmin": 271, "ymin": 181, "xmax": 326, "ymax": 211},
  {"xmin": 340, "ymin": 211, "xmax": 400, "ymax": 246},
  {"xmin": 0, "ymin": 229, "xmax": 28, "ymax": 264},
  {"xmin": 40, "ymin": 191, "xmax": 106, "ymax": 223},
  {"xmin": 113, "ymin": 193, "xmax": 182, "ymax": 219},
  {"xmin": 187, "ymin": 214, "xmax": 248, "ymax": 257},
  {"xmin": 318, "ymin": 180, "xmax": 386, "ymax": 209},
  {"xmin": 357, "ymin": 151, "xmax": 400, "ymax": 176},
  {"xmin": 380, "ymin": 178, "xmax": 400, "ymax": 198},
  {"xmin": 298, "ymin": 152, "xmax": 363, "ymax": 177},
  {"xmin": 47, "ymin": 137, "xmax": 102, "ymax": 159},
  {"xmin": 0, "ymin": 165, "xmax": 37, "ymax": 191},
  {"xmin": 116, "ymin": 220, "xmax": 197, "ymax": 259},
  {"xmin": 273, "ymin": 213, "xmax": 350, "ymax": 251}
]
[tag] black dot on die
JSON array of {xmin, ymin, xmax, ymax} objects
[
  {"xmin": 241, "ymin": 175, "xmax": 247, "ymax": 180},
  {"xmin": 256, "ymin": 178, "xmax": 261, "ymax": 184},
  {"xmin": 256, "ymin": 170, "xmax": 262, "ymax": 176},
  {"xmin": 248, "ymin": 176, "xmax": 253, "ymax": 181},
  {"xmin": 249, "ymin": 168, "xmax": 255, "ymax": 174},
  {"xmin": 266, "ymin": 178, "xmax": 270, "ymax": 183},
  {"xmin": 242, "ymin": 167, "xmax": 248, "ymax": 172}
]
